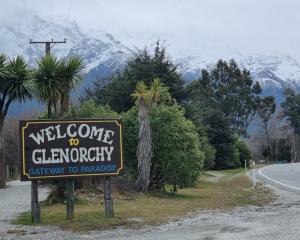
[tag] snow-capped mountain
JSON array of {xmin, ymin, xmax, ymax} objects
[
  {"xmin": 240, "ymin": 55, "xmax": 300, "ymax": 89},
  {"xmin": 1, "ymin": 15, "xmax": 300, "ymax": 116},
  {"xmin": 0, "ymin": 16, "xmax": 131, "ymax": 79},
  {"xmin": 175, "ymin": 54, "xmax": 300, "ymax": 90}
]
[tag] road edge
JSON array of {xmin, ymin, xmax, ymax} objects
[{"xmin": 255, "ymin": 165, "xmax": 300, "ymax": 194}]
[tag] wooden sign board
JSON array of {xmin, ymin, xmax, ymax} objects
[{"xmin": 20, "ymin": 119, "xmax": 123, "ymax": 181}]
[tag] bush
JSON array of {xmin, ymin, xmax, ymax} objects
[
  {"xmin": 236, "ymin": 140, "xmax": 252, "ymax": 167},
  {"xmin": 123, "ymin": 104, "xmax": 204, "ymax": 191},
  {"xmin": 122, "ymin": 107, "xmax": 139, "ymax": 177},
  {"xmin": 65, "ymin": 100, "xmax": 120, "ymax": 119}
]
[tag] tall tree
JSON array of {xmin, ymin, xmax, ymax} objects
[
  {"xmin": 131, "ymin": 78, "xmax": 169, "ymax": 191},
  {"xmin": 32, "ymin": 55, "xmax": 64, "ymax": 118},
  {"xmin": 84, "ymin": 41, "xmax": 184, "ymax": 112},
  {"xmin": 191, "ymin": 59, "xmax": 262, "ymax": 135},
  {"xmin": 184, "ymin": 69, "xmax": 216, "ymax": 134},
  {"xmin": 184, "ymin": 70, "xmax": 216, "ymax": 169},
  {"xmin": 281, "ymin": 88, "xmax": 300, "ymax": 162},
  {"xmin": 59, "ymin": 57, "xmax": 84, "ymax": 117},
  {"xmin": 205, "ymin": 110, "xmax": 240, "ymax": 169},
  {"xmin": 0, "ymin": 55, "xmax": 32, "ymax": 187},
  {"xmin": 185, "ymin": 62, "xmax": 261, "ymax": 169},
  {"xmin": 282, "ymin": 88, "xmax": 300, "ymax": 134},
  {"xmin": 257, "ymin": 96, "xmax": 276, "ymax": 162}
]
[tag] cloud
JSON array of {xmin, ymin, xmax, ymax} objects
[{"xmin": 2, "ymin": 0, "xmax": 300, "ymax": 60}]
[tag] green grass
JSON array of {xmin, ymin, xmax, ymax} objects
[{"xmin": 14, "ymin": 168, "xmax": 274, "ymax": 231}]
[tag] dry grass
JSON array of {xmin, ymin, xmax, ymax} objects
[{"xmin": 15, "ymin": 169, "xmax": 274, "ymax": 231}]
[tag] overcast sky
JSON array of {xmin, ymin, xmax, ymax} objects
[{"xmin": 1, "ymin": 0, "xmax": 300, "ymax": 60}]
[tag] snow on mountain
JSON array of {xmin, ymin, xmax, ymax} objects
[
  {"xmin": 1, "ymin": 15, "xmax": 300, "ymax": 92},
  {"xmin": 240, "ymin": 55, "xmax": 300, "ymax": 88},
  {"xmin": 0, "ymin": 16, "xmax": 131, "ymax": 76},
  {"xmin": 176, "ymin": 54, "xmax": 300, "ymax": 89}
]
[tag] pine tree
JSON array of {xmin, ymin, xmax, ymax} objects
[{"xmin": 84, "ymin": 42, "xmax": 185, "ymax": 112}]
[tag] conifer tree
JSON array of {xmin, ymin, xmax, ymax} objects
[{"xmin": 85, "ymin": 42, "xmax": 184, "ymax": 112}]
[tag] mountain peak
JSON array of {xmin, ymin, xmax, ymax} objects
[{"xmin": 1, "ymin": 15, "xmax": 300, "ymax": 90}]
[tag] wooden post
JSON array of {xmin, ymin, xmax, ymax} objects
[
  {"xmin": 31, "ymin": 180, "xmax": 40, "ymax": 223},
  {"xmin": 66, "ymin": 178, "xmax": 74, "ymax": 220},
  {"xmin": 104, "ymin": 176, "xmax": 114, "ymax": 217}
]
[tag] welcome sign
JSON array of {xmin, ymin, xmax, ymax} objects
[{"xmin": 20, "ymin": 119, "xmax": 123, "ymax": 181}]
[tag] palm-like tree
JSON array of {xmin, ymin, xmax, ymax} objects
[
  {"xmin": 32, "ymin": 55, "xmax": 64, "ymax": 118},
  {"xmin": 132, "ymin": 78, "xmax": 169, "ymax": 191},
  {"xmin": 0, "ymin": 55, "xmax": 32, "ymax": 188},
  {"xmin": 59, "ymin": 57, "xmax": 84, "ymax": 117},
  {"xmin": 32, "ymin": 56, "xmax": 84, "ymax": 118}
]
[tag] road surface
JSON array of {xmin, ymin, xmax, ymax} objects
[
  {"xmin": 1, "ymin": 164, "xmax": 300, "ymax": 240},
  {"xmin": 256, "ymin": 163, "xmax": 300, "ymax": 192}
]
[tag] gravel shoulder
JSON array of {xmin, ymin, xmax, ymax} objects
[
  {"xmin": 1, "ymin": 174, "xmax": 300, "ymax": 240},
  {"xmin": 0, "ymin": 181, "xmax": 49, "ymax": 240}
]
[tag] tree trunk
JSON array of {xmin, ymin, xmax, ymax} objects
[
  {"xmin": 47, "ymin": 100, "xmax": 52, "ymax": 119},
  {"xmin": 263, "ymin": 122, "xmax": 272, "ymax": 163},
  {"xmin": 275, "ymin": 136, "xmax": 279, "ymax": 163},
  {"xmin": 136, "ymin": 98, "xmax": 152, "ymax": 192},
  {"xmin": 59, "ymin": 94, "xmax": 69, "ymax": 117},
  {"xmin": 173, "ymin": 182, "xmax": 177, "ymax": 194},
  {"xmin": 53, "ymin": 99, "xmax": 58, "ymax": 117},
  {"xmin": 266, "ymin": 135, "xmax": 272, "ymax": 163},
  {"xmin": 291, "ymin": 132, "xmax": 297, "ymax": 163},
  {"xmin": 59, "ymin": 94, "xmax": 64, "ymax": 117},
  {"xmin": 0, "ymin": 119, "xmax": 6, "ymax": 188},
  {"xmin": 59, "ymin": 93, "xmax": 69, "ymax": 118}
]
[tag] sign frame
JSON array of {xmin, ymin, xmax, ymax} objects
[{"xmin": 20, "ymin": 119, "xmax": 124, "ymax": 181}]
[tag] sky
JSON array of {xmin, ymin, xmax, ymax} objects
[{"xmin": 1, "ymin": 0, "xmax": 300, "ymax": 61}]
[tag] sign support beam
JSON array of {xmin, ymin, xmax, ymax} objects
[
  {"xmin": 66, "ymin": 178, "xmax": 75, "ymax": 220},
  {"xmin": 31, "ymin": 180, "xmax": 40, "ymax": 223},
  {"xmin": 104, "ymin": 176, "xmax": 114, "ymax": 217}
]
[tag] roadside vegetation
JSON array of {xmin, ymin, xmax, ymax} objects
[
  {"xmin": 15, "ymin": 169, "xmax": 274, "ymax": 231},
  {"xmin": 2, "ymin": 40, "xmax": 296, "ymax": 230}
]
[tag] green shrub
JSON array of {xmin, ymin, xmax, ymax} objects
[
  {"xmin": 236, "ymin": 140, "xmax": 252, "ymax": 167},
  {"xmin": 123, "ymin": 104, "xmax": 204, "ymax": 190},
  {"xmin": 65, "ymin": 100, "xmax": 120, "ymax": 119}
]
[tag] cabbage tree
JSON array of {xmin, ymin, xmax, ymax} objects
[
  {"xmin": 131, "ymin": 78, "xmax": 169, "ymax": 191},
  {"xmin": 0, "ymin": 55, "xmax": 32, "ymax": 188}
]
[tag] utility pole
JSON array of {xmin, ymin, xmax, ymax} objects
[
  {"xmin": 30, "ymin": 38, "xmax": 66, "ymax": 55},
  {"xmin": 29, "ymin": 38, "xmax": 67, "ymax": 222}
]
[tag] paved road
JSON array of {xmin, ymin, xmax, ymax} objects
[
  {"xmin": 2, "ymin": 165, "xmax": 300, "ymax": 239},
  {"xmin": 257, "ymin": 163, "xmax": 300, "ymax": 192}
]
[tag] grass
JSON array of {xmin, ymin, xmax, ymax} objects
[{"xmin": 14, "ymin": 168, "xmax": 274, "ymax": 231}]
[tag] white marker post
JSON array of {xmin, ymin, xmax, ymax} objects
[{"xmin": 252, "ymin": 161, "xmax": 256, "ymax": 187}]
